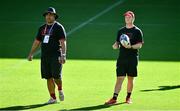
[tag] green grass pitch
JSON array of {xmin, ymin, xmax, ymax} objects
[
  {"xmin": 0, "ymin": 0, "xmax": 180, "ymax": 110},
  {"xmin": 0, "ymin": 59, "xmax": 180, "ymax": 110}
]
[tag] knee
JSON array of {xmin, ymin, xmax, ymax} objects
[
  {"xmin": 117, "ymin": 76, "xmax": 125, "ymax": 80},
  {"xmin": 47, "ymin": 78, "xmax": 54, "ymax": 82},
  {"xmin": 54, "ymin": 78, "xmax": 62, "ymax": 82},
  {"xmin": 116, "ymin": 76, "xmax": 125, "ymax": 83}
]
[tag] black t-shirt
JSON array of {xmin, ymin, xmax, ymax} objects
[
  {"xmin": 116, "ymin": 26, "xmax": 143, "ymax": 58},
  {"xmin": 36, "ymin": 22, "xmax": 66, "ymax": 58}
]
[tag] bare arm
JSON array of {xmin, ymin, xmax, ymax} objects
[
  {"xmin": 131, "ymin": 43, "xmax": 143, "ymax": 49},
  {"xmin": 27, "ymin": 39, "xmax": 41, "ymax": 61},
  {"xmin": 59, "ymin": 39, "xmax": 67, "ymax": 64},
  {"xmin": 112, "ymin": 41, "xmax": 120, "ymax": 50}
]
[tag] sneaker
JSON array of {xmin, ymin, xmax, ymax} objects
[
  {"xmin": 59, "ymin": 90, "xmax": 64, "ymax": 101},
  {"xmin": 46, "ymin": 97, "xmax": 57, "ymax": 104},
  {"xmin": 126, "ymin": 97, "xmax": 132, "ymax": 104},
  {"xmin": 105, "ymin": 98, "xmax": 117, "ymax": 105}
]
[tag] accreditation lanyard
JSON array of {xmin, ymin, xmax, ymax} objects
[
  {"xmin": 43, "ymin": 22, "xmax": 56, "ymax": 43},
  {"xmin": 44, "ymin": 22, "xmax": 56, "ymax": 35}
]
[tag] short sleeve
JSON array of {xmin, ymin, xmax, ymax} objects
[
  {"xmin": 116, "ymin": 31, "xmax": 121, "ymax": 42},
  {"xmin": 56, "ymin": 24, "xmax": 66, "ymax": 40},
  {"xmin": 36, "ymin": 28, "xmax": 42, "ymax": 41},
  {"xmin": 136, "ymin": 29, "xmax": 144, "ymax": 44}
]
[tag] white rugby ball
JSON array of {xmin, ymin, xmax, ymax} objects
[{"xmin": 120, "ymin": 34, "xmax": 130, "ymax": 46}]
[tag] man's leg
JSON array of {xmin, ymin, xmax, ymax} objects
[
  {"xmin": 54, "ymin": 79, "xmax": 62, "ymax": 91},
  {"xmin": 126, "ymin": 76, "xmax": 135, "ymax": 104},
  {"xmin": 47, "ymin": 78, "xmax": 56, "ymax": 100},
  {"xmin": 54, "ymin": 78, "xmax": 64, "ymax": 101},
  {"xmin": 127, "ymin": 76, "xmax": 134, "ymax": 93},
  {"xmin": 105, "ymin": 76, "xmax": 125, "ymax": 105},
  {"xmin": 113, "ymin": 76, "xmax": 126, "ymax": 99}
]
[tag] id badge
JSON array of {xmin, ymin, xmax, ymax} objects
[{"xmin": 43, "ymin": 35, "xmax": 50, "ymax": 43}]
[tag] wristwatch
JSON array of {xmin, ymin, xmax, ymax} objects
[{"xmin": 62, "ymin": 54, "xmax": 66, "ymax": 57}]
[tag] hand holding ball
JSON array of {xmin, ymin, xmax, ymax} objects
[{"xmin": 120, "ymin": 34, "xmax": 131, "ymax": 49}]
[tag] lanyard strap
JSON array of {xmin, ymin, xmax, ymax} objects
[{"xmin": 44, "ymin": 21, "xmax": 56, "ymax": 35}]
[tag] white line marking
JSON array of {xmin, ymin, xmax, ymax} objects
[
  {"xmin": 34, "ymin": 0, "xmax": 125, "ymax": 56},
  {"xmin": 0, "ymin": 1, "xmax": 125, "ymax": 74},
  {"xmin": 66, "ymin": 0, "xmax": 125, "ymax": 35}
]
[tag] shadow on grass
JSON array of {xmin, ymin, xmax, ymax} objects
[
  {"xmin": 60, "ymin": 102, "xmax": 126, "ymax": 111},
  {"xmin": 140, "ymin": 85, "xmax": 180, "ymax": 92},
  {"xmin": 0, "ymin": 103, "xmax": 48, "ymax": 110}
]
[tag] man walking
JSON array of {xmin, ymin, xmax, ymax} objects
[{"xmin": 28, "ymin": 7, "xmax": 67, "ymax": 104}]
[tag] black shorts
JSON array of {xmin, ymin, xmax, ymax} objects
[
  {"xmin": 116, "ymin": 56, "xmax": 138, "ymax": 77},
  {"xmin": 41, "ymin": 57, "xmax": 62, "ymax": 79}
]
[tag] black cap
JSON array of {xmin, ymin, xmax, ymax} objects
[{"xmin": 43, "ymin": 7, "xmax": 59, "ymax": 19}]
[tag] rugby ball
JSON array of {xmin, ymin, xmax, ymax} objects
[{"xmin": 120, "ymin": 34, "xmax": 130, "ymax": 46}]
